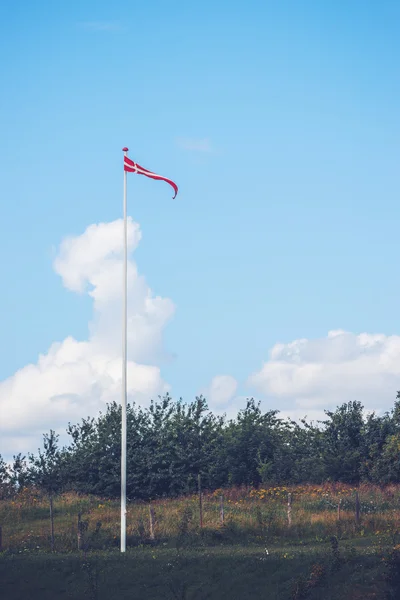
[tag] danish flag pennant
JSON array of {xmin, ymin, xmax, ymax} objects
[{"xmin": 123, "ymin": 154, "xmax": 178, "ymax": 198}]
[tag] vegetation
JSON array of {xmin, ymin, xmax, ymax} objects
[
  {"xmin": 1, "ymin": 484, "xmax": 400, "ymax": 598},
  {"xmin": 2, "ymin": 483, "xmax": 400, "ymax": 551},
  {"xmin": 3, "ymin": 392, "xmax": 400, "ymax": 502},
  {"xmin": 3, "ymin": 392, "xmax": 400, "ymax": 597}
]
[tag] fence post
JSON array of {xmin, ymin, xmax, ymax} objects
[
  {"xmin": 77, "ymin": 512, "xmax": 82, "ymax": 550},
  {"xmin": 287, "ymin": 493, "xmax": 292, "ymax": 527},
  {"xmin": 149, "ymin": 504, "xmax": 155, "ymax": 540},
  {"xmin": 49, "ymin": 494, "xmax": 55, "ymax": 552},
  {"xmin": 220, "ymin": 495, "xmax": 224, "ymax": 526},
  {"xmin": 337, "ymin": 498, "xmax": 341, "ymax": 521},
  {"xmin": 355, "ymin": 491, "xmax": 360, "ymax": 527},
  {"xmin": 198, "ymin": 474, "xmax": 203, "ymax": 528}
]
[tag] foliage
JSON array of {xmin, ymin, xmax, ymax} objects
[
  {"xmin": 8, "ymin": 453, "xmax": 30, "ymax": 490},
  {"xmin": 319, "ymin": 401, "xmax": 366, "ymax": 483},
  {"xmin": 4, "ymin": 392, "xmax": 400, "ymax": 499},
  {"xmin": 0, "ymin": 485, "xmax": 397, "ymax": 599},
  {"xmin": 0, "ymin": 454, "xmax": 13, "ymax": 499},
  {"xmin": 28, "ymin": 430, "xmax": 64, "ymax": 496}
]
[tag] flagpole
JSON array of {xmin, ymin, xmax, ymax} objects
[{"xmin": 121, "ymin": 147, "xmax": 129, "ymax": 553}]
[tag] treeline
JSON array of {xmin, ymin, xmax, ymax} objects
[{"xmin": 2, "ymin": 393, "xmax": 400, "ymax": 500}]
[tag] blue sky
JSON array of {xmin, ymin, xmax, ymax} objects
[{"xmin": 1, "ymin": 1, "xmax": 400, "ymax": 456}]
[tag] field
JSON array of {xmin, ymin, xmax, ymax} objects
[{"xmin": 1, "ymin": 484, "xmax": 400, "ymax": 599}]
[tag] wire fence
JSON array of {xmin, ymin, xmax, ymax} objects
[{"xmin": 2, "ymin": 483, "xmax": 400, "ymax": 553}]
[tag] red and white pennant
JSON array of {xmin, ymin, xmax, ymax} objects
[{"xmin": 123, "ymin": 154, "xmax": 178, "ymax": 199}]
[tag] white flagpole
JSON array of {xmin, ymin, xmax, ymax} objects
[{"xmin": 121, "ymin": 147, "xmax": 128, "ymax": 553}]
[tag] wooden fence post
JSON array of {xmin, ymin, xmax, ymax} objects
[
  {"xmin": 220, "ymin": 495, "xmax": 224, "ymax": 526},
  {"xmin": 77, "ymin": 512, "xmax": 82, "ymax": 550},
  {"xmin": 149, "ymin": 504, "xmax": 155, "ymax": 540},
  {"xmin": 355, "ymin": 491, "xmax": 360, "ymax": 527},
  {"xmin": 287, "ymin": 493, "xmax": 292, "ymax": 527},
  {"xmin": 49, "ymin": 494, "xmax": 55, "ymax": 552},
  {"xmin": 337, "ymin": 498, "xmax": 342, "ymax": 521},
  {"xmin": 198, "ymin": 474, "xmax": 203, "ymax": 528}
]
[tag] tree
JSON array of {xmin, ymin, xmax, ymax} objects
[
  {"xmin": 29, "ymin": 430, "xmax": 64, "ymax": 551},
  {"xmin": 0, "ymin": 454, "xmax": 12, "ymax": 499},
  {"xmin": 320, "ymin": 401, "xmax": 366, "ymax": 483},
  {"xmin": 25, "ymin": 391, "xmax": 400, "ymax": 500},
  {"xmin": 166, "ymin": 395, "xmax": 225, "ymax": 493},
  {"xmin": 8, "ymin": 453, "xmax": 30, "ymax": 491},
  {"xmin": 0, "ymin": 455, "xmax": 8, "ymax": 482},
  {"xmin": 221, "ymin": 399, "xmax": 282, "ymax": 487},
  {"xmin": 361, "ymin": 410, "xmax": 395, "ymax": 481},
  {"xmin": 64, "ymin": 401, "xmax": 151, "ymax": 498},
  {"xmin": 259, "ymin": 417, "xmax": 325, "ymax": 485},
  {"xmin": 62, "ymin": 395, "xmax": 225, "ymax": 499},
  {"xmin": 369, "ymin": 433, "xmax": 400, "ymax": 484}
]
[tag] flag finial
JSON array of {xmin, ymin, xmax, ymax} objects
[{"xmin": 122, "ymin": 147, "xmax": 129, "ymax": 152}]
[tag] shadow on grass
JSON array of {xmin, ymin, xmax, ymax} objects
[{"xmin": 0, "ymin": 541, "xmax": 390, "ymax": 600}]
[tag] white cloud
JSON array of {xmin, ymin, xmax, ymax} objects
[
  {"xmin": 5, "ymin": 222, "xmax": 400, "ymax": 462},
  {"xmin": 176, "ymin": 137, "xmax": 214, "ymax": 153},
  {"xmin": 204, "ymin": 375, "xmax": 238, "ymax": 408},
  {"xmin": 0, "ymin": 218, "xmax": 174, "ymax": 457},
  {"xmin": 248, "ymin": 330, "xmax": 400, "ymax": 422}
]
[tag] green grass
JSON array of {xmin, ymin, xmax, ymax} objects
[
  {"xmin": 0, "ymin": 540, "xmax": 392, "ymax": 600},
  {"xmin": 1, "ymin": 484, "xmax": 400, "ymax": 599}
]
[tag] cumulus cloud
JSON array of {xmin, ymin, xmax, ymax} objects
[
  {"xmin": 0, "ymin": 218, "xmax": 174, "ymax": 457},
  {"xmin": 248, "ymin": 330, "xmax": 400, "ymax": 422},
  {"xmin": 204, "ymin": 375, "xmax": 238, "ymax": 408}
]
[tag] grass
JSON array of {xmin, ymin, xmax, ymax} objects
[
  {"xmin": 1, "ymin": 483, "xmax": 400, "ymax": 598},
  {"xmin": 0, "ymin": 541, "xmax": 391, "ymax": 599}
]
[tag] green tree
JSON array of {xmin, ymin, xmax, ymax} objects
[
  {"xmin": 65, "ymin": 401, "xmax": 152, "ymax": 498},
  {"xmin": 0, "ymin": 455, "xmax": 8, "ymax": 483},
  {"xmin": 222, "ymin": 399, "xmax": 282, "ymax": 487},
  {"xmin": 0, "ymin": 454, "xmax": 12, "ymax": 499},
  {"xmin": 260, "ymin": 417, "xmax": 325, "ymax": 484},
  {"xmin": 29, "ymin": 430, "xmax": 64, "ymax": 551},
  {"xmin": 166, "ymin": 395, "xmax": 225, "ymax": 493},
  {"xmin": 361, "ymin": 410, "xmax": 395, "ymax": 481},
  {"xmin": 63, "ymin": 395, "xmax": 225, "ymax": 499},
  {"xmin": 41, "ymin": 392, "xmax": 400, "ymax": 498},
  {"xmin": 320, "ymin": 401, "xmax": 366, "ymax": 483},
  {"xmin": 8, "ymin": 453, "xmax": 30, "ymax": 491},
  {"xmin": 369, "ymin": 433, "xmax": 400, "ymax": 484}
]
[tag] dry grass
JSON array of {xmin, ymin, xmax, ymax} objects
[{"xmin": 2, "ymin": 483, "xmax": 400, "ymax": 553}]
